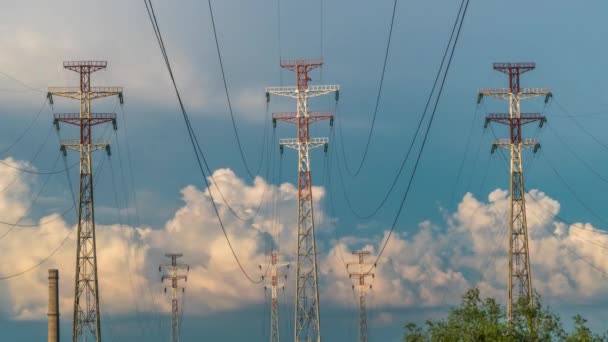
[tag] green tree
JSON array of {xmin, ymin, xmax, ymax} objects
[{"xmin": 403, "ymin": 288, "xmax": 606, "ymax": 342}]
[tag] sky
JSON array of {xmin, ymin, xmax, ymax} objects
[{"xmin": 1, "ymin": 0, "xmax": 608, "ymax": 341}]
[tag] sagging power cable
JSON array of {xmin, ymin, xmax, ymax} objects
[{"xmin": 144, "ymin": 0, "xmax": 263, "ymax": 284}]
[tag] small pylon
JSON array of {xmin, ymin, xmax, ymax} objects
[
  {"xmin": 261, "ymin": 251, "xmax": 289, "ymax": 342},
  {"xmin": 347, "ymin": 251, "xmax": 375, "ymax": 342},
  {"xmin": 478, "ymin": 62, "xmax": 552, "ymax": 320},
  {"xmin": 159, "ymin": 253, "xmax": 189, "ymax": 342}
]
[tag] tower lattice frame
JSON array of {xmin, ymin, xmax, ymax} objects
[
  {"xmin": 48, "ymin": 61, "xmax": 123, "ymax": 342},
  {"xmin": 266, "ymin": 59, "xmax": 339, "ymax": 342},
  {"xmin": 479, "ymin": 62, "xmax": 551, "ymax": 319}
]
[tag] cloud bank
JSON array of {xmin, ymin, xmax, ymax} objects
[{"xmin": 0, "ymin": 157, "xmax": 607, "ymax": 321}]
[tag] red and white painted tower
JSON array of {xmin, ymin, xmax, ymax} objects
[
  {"xmin": 48, "ymin": 61, "xmax": 123, "ymax": 342},
  {"xmin": 266, "ymin": 59, "xmax": 339, "ymax": 342},
  {"xmin": 479, "ymin": 62, "xmax": 551, "ymax": 319}
]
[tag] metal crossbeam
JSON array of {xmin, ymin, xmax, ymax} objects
[{"xmin": 266, "ymin": 85, "xmax": 339, "ymax": 99}]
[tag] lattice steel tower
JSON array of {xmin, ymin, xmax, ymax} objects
[
  {"xmin": 48, "ymin": 61, "xmax": 123, "ymax": 342},
  {"xmin": 478, "ymin": 62, "xmax": 551, "ymax": 319},
  {"xmin": 160, "ymin": 253, "xmax": 189, "ymax": 342},
  {"xmin": 262, "ymin": 251, "xmax": 289, "ymax": 342},
  {"xmin": 266, "ymin": 59, "xmax": 339, "ymax": 342},
  {"xmin": 347, "ymin": 251, "xmax": 375, "ymax": 342}
]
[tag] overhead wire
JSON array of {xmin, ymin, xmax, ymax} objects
[
  {"xmin": 339, "ymin": 0, "xmax": 398, "ymax": 178},
  {"xmin": 332, "ymin": 0, "xmax": 468, "ymax": 220},
  {"xmin": 206, "ymin": 0, "xmax": 264, "ymax": 179},
  {"xmin": 545, "ymin": 122, "xmax": 608, "ymax": 185},
  {"xmin": 553, "ymin": 98, "xmax": 608, "ymax": 152},
  {"xmin": 143, "ymin": 0, "xmax": 263, "ymax": 284},
  {"xmin": 115, "ymin": 103, "xmax": 165, "ymax": 335},
  {"xmin": 0, "ymin": 99, "xmax": 48, "ymax": 155},
  {"xmin": 0, "ymin": 155, "xmax": 107, "ymax": 280},
  {"xmin": 365, "ymin": 0, "xmax": 471, "ymax": 272},
  {"xmin": 541, "ymin": 152, "xmax": 608, "ymax": 227},
  {"xmin": 0, "ymin": 71, "xmax": 46, "ymax": 93}
]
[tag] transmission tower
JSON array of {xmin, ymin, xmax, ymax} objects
[
  {"xmin": 478, "ymin": 62, "xmax": 551, "ymax": 320},
  {"xmin": 266, "ymin": 59, "xmax": 339, "ymax": 342},
  {"xmin": 261, "ymin": 251, "xmax": 289, "ymax": 342},
  {"xmin": 48, "ymin": 61, "xmax": 123, "ymax": 342},
  {"xmin": 159, "ymin": 253, "xmax": 189, "ymax": 342},
  {"xmin": 347, "ymin": 251, "xmax": 375, "ymax": 342}
]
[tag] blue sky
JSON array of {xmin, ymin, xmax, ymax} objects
[{"xmin": 1, "ymin": 0, "xmax": 608, "ymax": 341}]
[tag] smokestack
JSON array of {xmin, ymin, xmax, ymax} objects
[{"xmin": 48, "ymin": 269, "xmax": 59, "ymax": 342}]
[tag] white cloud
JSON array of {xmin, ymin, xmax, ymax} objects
[
  {"xmin": 0, "ymin": 163, "xmax": 322, "ymax": 319},
  {"xmin": 1, "ymin": 155, "xmax": 608, "ymax": 321},
  {"xmin": 322, "ymin": 188, "xmax": 608, "ymax": 310}
]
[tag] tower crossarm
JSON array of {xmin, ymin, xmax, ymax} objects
[
  {"xmin": 63, "ymin": 61, "xmax": 108, "ymax": 72},
  {"xmin": 161, "ymin": 275, "xmax": 188, "ymax": 282},
  {"xmin": 491, "ymin": 139, "xmax": 541, "ymax": 153},
  {"xmin": 272, "ymin": 112, "xmax": 334, "ymax": 126},
  {"xmin": 159, "ymin": 264, "xmax": 190, "ymax": 271},
  {"xmin": 54, "ymin": 113, "xmax": 117, "ymax": 128},
  {"xmin": 493, "ymin": 62, "xmax": 536, "ymax": 74},
  {"xmin": 484, "ymin": 113, "xmax": 546, "ymax": 128},
  {"xmin": 48, "ymin": 86, "xmax": 124, "ymax": 102},
  {"xmin": 60, "ymin": 140, "xmax": 111, "ymax": 154},
  {"xmin": 266, "ymin": 85, "xmax": 339, "ymax": 99},
  {"xmin": 279, "ymin": 137, "xmax": 328, "ymax": 151},
  {"xmin": 280, "ymin": 59, "xmax": 324, "ymax": 72},
  {"xmin": 478, "ymin": 88, "xmax": 552, "ymax": 102}
]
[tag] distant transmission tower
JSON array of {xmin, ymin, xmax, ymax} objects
[
  {"xmin": 478, "ymin": 62, "xmax": 551, "ymax": 320},
  {"xmin": 347, "ymin": 251, "xmax": 375, "ymax": 342},
  {"xmin": 48, "ymin": 61, "xmax": 123, "ymax": 342},
  {"xmin": 159, "ymin": 253, "xmax": 189, "ymax": 342},
  {"xmin": 266, "ymin": 59, "xmax": 339, "ymax": 342},
  {"xmin": 261, "ymin": 251, "xmax": 289, "ymax": 342}
]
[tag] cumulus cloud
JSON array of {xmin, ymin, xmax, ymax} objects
[
  {"xmin": 322, "ymin": 188, "xmax": 608, "ymax": 309},
  {"xmin": 0, "ymin": 163, "xmax": 323, "ymax": 319},
  {"xmin": 1, "ymin": 155, "xmax": 607, "ymax": 321}
]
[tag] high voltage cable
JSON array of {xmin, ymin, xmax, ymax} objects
[
  {"xmin": 488, "ymin": 127, "xmax": 608, "ymax": 238},
  {"xmin": 0, "ymin": 123, "xmax": 55, "ymax": 196},
  {"xmin": 143, "ymin": 0, "xmax": 263, "ymax": 284},
  {"xmin": 546, "ymin": 122, "xmax": 608, "ymax": 185},
  {"xmin": 340, "ymin": 0, "xmax": 398, "ymax": 178},
  {"xmin": 553, "ymin": 98, "xmax": 608, "ymax": 152},
  {"xmin": 0, "ymin": 156, "xmax": 107, "ymax": 281},
  {"xmin": 366, "ymin": 0, "xmax": 470, "ymax": 273},
  {"xmin": 541, "ymin": 152, "xmax": 608, "ymax": 228},
  {"xmin": 115, "ymin": 104, "xmax": 165, "ymax": 336},
  {"xmin": 204, "ymin": 112, "xmax": 274, "ymax": 223},
  {"xmin": 0, "ymin": 99, "xmax": 48, "ymax": 155},
  {"xmin": 525, "ymin": 197, "xmax": 608, "ymax": 279},
  {"xmin": 108, "ymin": 158, "xmax": 151, "ymax": 339},
  {"xmin": 0, "ymin": 71, "xmax": 45, "ymax": 93},
  {"xmin": 333, "ymin": 0, "xmax": 468, "ymax": 220},
  {"xmin": 206, "ymin": 0, "xmax": 264, "ymax": 179}
]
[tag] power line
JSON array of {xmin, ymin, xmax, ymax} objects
[
  {"xmin": 206, "ymin": 0, "xmax": 264, "ymax": 179},
  {"xmin": 0, "ymin": 99, "xmax": 49, "ymax": 155},
  {"xmin": 332, "ymin": 0, "xmax": 468, "ymax": 220},
  {"xmin": 541, "ymin": 152, "xmax": 608, "ymax": 227},
  {"xmin": 339, "ymin": 0, "xmax": 398, "ymax": 178},
  {"xmin": 367, "ymin": 0, "xmax": 470, "ymax": 271},
  {"xmin": 143, "ymin": 0, "xmax": 263, "ymax": 284},
  {"xmin": 553, "ymin": 98, "xmax": 608, "ymax": 152},
  {"xmin": 546, "ymin": 122, "xmax": 608, "ymax": 185},
  {"xmin": 0, "ymin": 155, "xmax": 107, "ymax": 281}
]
